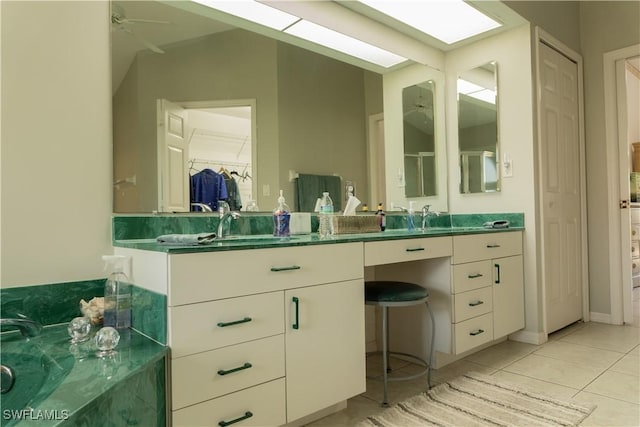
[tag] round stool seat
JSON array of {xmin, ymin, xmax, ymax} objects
[{"xmin": 365, "ymin": 281, "xmax": 429, "ymax": 306}]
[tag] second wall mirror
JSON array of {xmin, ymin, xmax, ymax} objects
[{"xmin": 457, "ymin": 61, "xmax": 499, "ymax": 194}]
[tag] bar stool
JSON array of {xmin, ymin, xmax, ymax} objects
[{"xmin": 365, "ymin": 280, "xmax": 435, "ymax": 407}]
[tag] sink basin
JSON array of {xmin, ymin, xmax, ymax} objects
[
  {"xmin": 0, "ymin": 341, "xmax": 74, "ymax": 426},
  {"xmin": 220, "ymin": 235, "xmax": 300, "ymax": 243}
]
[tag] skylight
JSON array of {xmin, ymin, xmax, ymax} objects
[{"xmin": 359, "ymin": 0, "xmax": 502, "ymax": 44}]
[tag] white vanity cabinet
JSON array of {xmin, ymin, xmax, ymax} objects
[
  {"xmin": 449, "ymin": 231, "xmax": 524, "ymax": 354},
  {"xmin": 118, "ymin": 242, "xmax": 365, "ymax": 426}
]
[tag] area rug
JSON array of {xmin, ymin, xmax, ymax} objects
[{"xmin": 359, "ymin": 372, "xmax": 596, "ymax": 427}]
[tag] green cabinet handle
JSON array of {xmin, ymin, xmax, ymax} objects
[
  {"xmin": 495, "ymin": 263, "xmax": 501, "ymax": 284},
  {"xmin": 218, "ymin": 411, "xmax": 253, "ymax": 427},
  {"xmin": 468, "ymin": 300, "xmax": 484, "ymax": 307},
  {"xmin": 292, "ymin": 296, "xmax": 300, "ymax": 330},
  {"xmin": 468, "ymin": 273, "xmax": 483, "ymax": 279},
  {"xmin": 270, "ymin": 265, "xmax": 301, "ymax": 272},
  {"xmin": 217, "ymin": 317, "xmax": 252, "ymax": 328},
  {"xmin": 486, "ymin": 244, "xmax": 501, "ymax": 248},
  {"xmin": 469, "ymin": 329, "xmax": 485, "ymax": 336},
  {"xmin": 406, "ymin": 247, "xmax": 425, "ymax": 252},
  {"xmin": 217, "ymin": 362, "xmax": 252, "ymax": 376}
]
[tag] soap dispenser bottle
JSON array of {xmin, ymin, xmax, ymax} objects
[
  {"xmin": 376, "ymin": 202, "xmax": 386, "ymax": 231},
  {"xmin": 273, "ymin": 190, "xmax": 291, "ymax": 238},
  {"xmin": 102, "ymin": 255, "xmax": 131, "ymax": 330}
]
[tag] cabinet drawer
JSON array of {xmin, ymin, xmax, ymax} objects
[
  {"xmin": 454, "ymin": 313, "xmax": 493, "ymax": 354},
  {"xmin": 173, "ymin": 378, "xmax": 286, "ymax": 427},
  {"xmin": 364, "ymin": 236, "xmax": 452, "ymax": 266},
  {"xmin": 452, "ymin": 261, "xmax": 492, "ymax": 293},
  {"xmin": 169, "ymin": 243, "xmax": 363, "ymax": 305},
  {"xmin": 172, "ymin": 335, "xmax": 285, "ymax": 410},
  {"xmin": 632, "ymin": 240, "xmax": 640, "ymax": 259},
  {"xmin": 453, "ymin": 232, "xmax": 522, "ymax": 264},
  {"xmin": 169, "ymin": 292, "xmax": 284, "ymax": 357},
  {"xmin": 453, "ymin": 287, "xmax": 493, "ymax": 323}
]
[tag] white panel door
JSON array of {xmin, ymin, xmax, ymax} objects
[
  {"xmin": 284, "ymin": 280, "xmax": 365, "ymax": 423},
  {"xmin": 157, "ymin": 99, "xmax": 189, "ymax": 212},
  {"xmin": 539, "ymin": 43, "xmax": 583, "ymax": 333}
]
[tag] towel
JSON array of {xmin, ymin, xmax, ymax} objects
[
  {"xmin": 295, "ymin": 174, "xmax": 342, "ymax": 212},
  {"xmin": 156, "ymin": 232, "xmax": 217, "ymax": 245}
]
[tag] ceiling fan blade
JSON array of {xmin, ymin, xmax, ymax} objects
[
  {"xmin": 122, "ymin": 27, "xmax": 165, "ymax": 54},
  {"xmin": 121, "ymin": 17, "xmax": 171, "ymax": 25}
]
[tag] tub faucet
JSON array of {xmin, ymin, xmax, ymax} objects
[
  {"xmin": 421, "ymin": 205, "xmax": 440, "ymax": 230},
  {"xmin": 0, "ymin": 318, "xmax": 42, "ymax": 337},
  {"xmin": 217, "ymin": 201, "xmax": 241, "ymax": 239}
]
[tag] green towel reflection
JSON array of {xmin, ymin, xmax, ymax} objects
[{"xmin": 295, "ymin": 174, "xmax": 342, "ymax": 212}]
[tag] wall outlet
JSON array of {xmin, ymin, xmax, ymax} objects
[
  {"xmin": 345, "ymin": 181, "xmax": 356, "ymax": 200},
  {"xmin": 503, "ymin": 154, "xmax": 513, "ymax": 178}
]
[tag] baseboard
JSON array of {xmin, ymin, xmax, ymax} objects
[
  {"xmin": 508, "ymin": 329, "xmax": 547, "ymax": 345},
  {"xmin": 589, "ymin": 312, "xmax": 615, "ymax": 324}
]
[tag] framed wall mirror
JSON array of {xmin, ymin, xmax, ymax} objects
[
  {"xmin": 402, "ymin": 81, "xmax": 436, "ymax": 198},
  {"xmin": 457, "ymin": 61, "xmax": 499, "ymax": 194},
  {"xmin": 383, "ymin": 64, "xmax": 447, "ymax": 212}
]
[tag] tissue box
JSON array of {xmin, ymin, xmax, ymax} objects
[{"xmin": 331, "ymin": 215, "xmax": 380, "ymax": 234}]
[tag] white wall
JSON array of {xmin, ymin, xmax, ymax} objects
[
  {"xmin": 580, "ymin": 1, "xmax": 640, "ymax": 315},
  {"xmin": 445, "ymin": 25, "xmax": 542, "ymax": 336},
  {"xmin": 1, "ymin": 1, "xmax": 112, "ymax": 287}
]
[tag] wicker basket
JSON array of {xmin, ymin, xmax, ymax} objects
[{"xmin": 330, "ymin": 215, "xmax": 380, "ymax": 234}]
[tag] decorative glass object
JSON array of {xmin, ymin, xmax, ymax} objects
[
  {"xmin": 67, "ymin": 316, "xmax": 91, "ymax": 343},
  {"xmin": 95, "ymin": 326, "xmax": 120, "ymax": 357}
]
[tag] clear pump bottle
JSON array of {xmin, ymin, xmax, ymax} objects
[
  {"xmin": 102, "ymin": 255, "xmax": 131, "ymax": 330},
  {"xmin": 273, "ymin": 190, "xmax": 291, "ymax": 238}
]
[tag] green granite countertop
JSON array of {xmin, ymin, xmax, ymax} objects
[
  {"xmin": 0, "ymin": 325, "xmax": 166, "ymax": 426},
  {"xmin": 113, "ymin": 226, "xmax": 524, "ymax": 254}
]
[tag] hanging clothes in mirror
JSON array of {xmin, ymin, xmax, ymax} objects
[
  {"xmin": 190, "ymin": 168, "xmax": 228, "ymax": 212},
  {"xmin": 225, "ymin": 170, "xmax": 242, "ymax": 211}
]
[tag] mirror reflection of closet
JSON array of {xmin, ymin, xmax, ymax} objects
[
  {"xmin": 402, "ymin": 80, "xmax": 436, "ymax": 197},
  {"xmin": 187, "ymin": 102, "xmax": 256, "ymax": 211},
  {"xmin": 457, "ymin": 61, "xmax": 499, "ymax": 194}
]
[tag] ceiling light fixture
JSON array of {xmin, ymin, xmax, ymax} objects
[
  {"xmin": 191, "ymin": 0, "xmax": 407, "ymax": 68},
  {"xmin": 359, "ymin": 0, "xmax": 501, "ymax": 45}
]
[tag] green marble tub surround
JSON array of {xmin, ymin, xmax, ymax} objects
[
  {"xmin": 1, "ymin": 280, "xmax": 167, "ymax": 345},
  {"xmin": 0, "ymin": 279, "xmax": 105, "ymax": 328},
  {"xmin": 0, "ymin": 325, "xmax": 167, "ymax": 427}
]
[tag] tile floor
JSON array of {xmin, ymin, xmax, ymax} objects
[{"xmin": 307, "ymin": 291, "xmax": 640, "ymax": 426}]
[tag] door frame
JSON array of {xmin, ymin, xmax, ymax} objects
[
  {"xmin": 534, "ymin": 28, "xmax": 590, "ymax": 335},
  {"xmin": 177, "ymin": 98, "xmax": 258, "ymax": 209},
  {"xmin": 604, "ymin": 44, "xmax": 640, "ymax": 324}
]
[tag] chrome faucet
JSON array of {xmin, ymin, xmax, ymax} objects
[
  {"xmin": 421, "ymin": 205, "xmax": 440, "ymax": 230},
  {"xmin": 217, "ymin": 201, "xmax": 241, "ymax": 239},
  {"xmin": 191, "ymin": 203, "xmax": 213, "ymax": 212},
  {"xmin": 0, "ymin": 318, "xmax": 42, "ymax": 337}
]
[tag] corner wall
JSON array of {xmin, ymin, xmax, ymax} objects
[
  {"xmin": 1, "ymin": 1, "xmax": 112, "ymax": 287},
  {"xmin": 445, "ymin": 25, "xmax": 542, "ymax": 337}
]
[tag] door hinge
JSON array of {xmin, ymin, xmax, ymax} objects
[{"xmin": 620, "ymin": 199, "xmax": 630, "ymax": 209}]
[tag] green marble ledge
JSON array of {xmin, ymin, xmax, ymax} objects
[
  {"xmin": 0, "ymin": 325, "xmax": 166, "ymax": 427},
  {"xmin": 1, "ymin": 281, "xmax": 167, "ymax": 345}
]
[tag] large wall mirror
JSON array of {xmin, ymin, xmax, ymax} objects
[
  {"xmin": 111, "ymin": 0, "xmax": 388, "ymax": 213},
  {"xmin": 457, "ymin": 61, "xmax": 499, "ymax": 194}
]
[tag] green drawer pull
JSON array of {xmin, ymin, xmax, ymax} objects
[
  {"xmin": 217, "ymin": 317, "xmax": 252, "ymax": 328},
  {"xmin": 469, "ymin": 329, "xmax": 485, "ymax": 336},
  {"xmin": 468, "ymin": 273, "xmax": 483, "ymax": 279},
  {"xmin": 495, "ymin": 263, "xmax": 501, "ymax": 284},
  {"xmin": 405, "ymin": 247, "xmax": 425, "ymax": 252},
  {"xmin": 218, "ymin": 411, "xmax": 253, "ymax": 427},
  {"xmin": 217, "ymin": 362, "xmax": 252, "ymax": 376},
  {"xmin": 486, "ymin": 244, "xmax": 501, "ymax": 248},
  {"xmin": 468, "ymin": 300, "xmax": 484, "ymax": 307},
  {"xmin": 292, "ymin": 296, "xmax": 300, "ymax": 330},
  {"xmin": 270, "ymin": 265, "xmax": 301, "ymax": 272}
]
